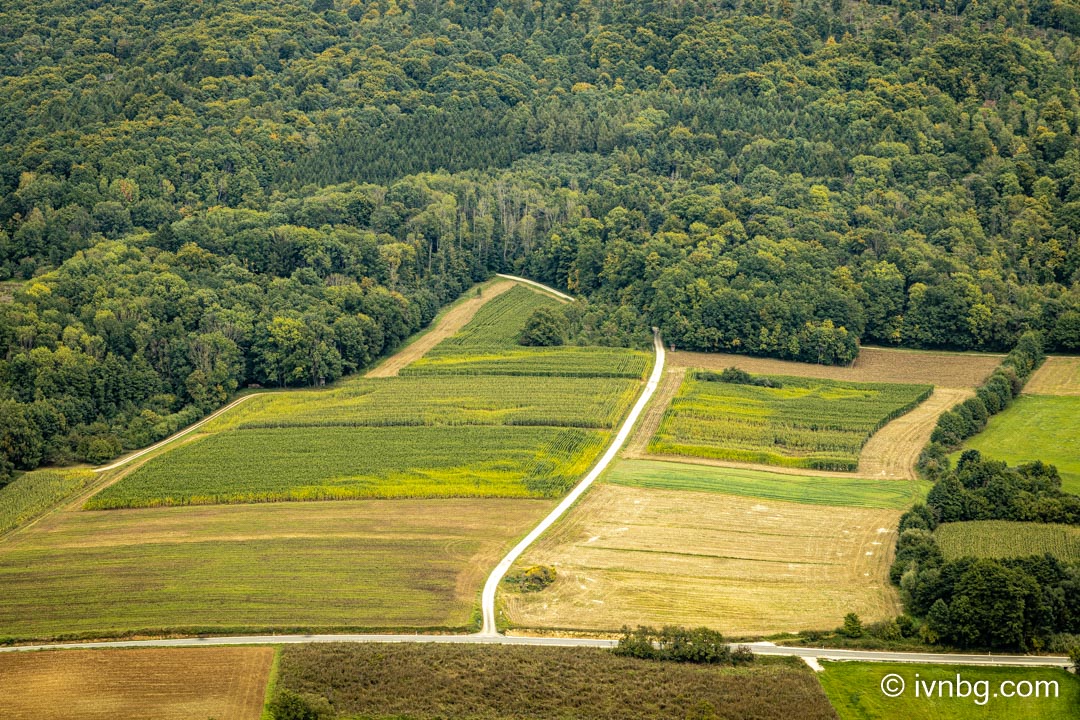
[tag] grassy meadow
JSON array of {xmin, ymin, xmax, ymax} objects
[
  {"xmin": 952, "ymin": 394, "xmax": 1080, "ymax": 494},
  {"xmin": 819, "ymin": 661, "xmax": 1080, "ymax": 720},
  {"xmin": 936, "ymin": 520, "xmax": 1080, "ymax": 562},
  {"xmin": 649, "ymin": 371, "xmax": 931, "ymax": 471},
  {"xmin": 0, "ymin": 497, "xmax": 550, "ymax": 640},
  {"xmin": 606, "ymin": 459, "xmax": 929, "ymax": 509},
  {"xmin": 273, "ymin": 644, "xmax": 837, "ymax": 720},
  {"xmin": 87, "ymin": 282, "xmax": 646, "ymax": 509}
]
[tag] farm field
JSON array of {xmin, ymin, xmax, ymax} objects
[
  {"xmin": 501, "ymin": 462, "xmax": 904, "ymax": 636},
  {"xmin": 649, "ymin": 371, "xmax": 931, "ymax": 471},
  {"xmin": 667, "ymin": 346, "xmax": 1001, "ymax": 387},
  {"xmin": 0, "ymin": 647, "xmax": 273, "ymax": 720},
  {"xmin": 273, "ymin": 643, "xmax": 837, "ymax": 720},
  {"xmin": 936, "ymin": 520, "xmax": 1080, "ymax": 562},
  {"xmin": 86, "ymin": 280, "xmax": 645, "ymax": 509},
  {"xmin": 0, "ymin": 498, "xmax": 550, "ymax": 640},
  {"xmin": 819, "ymin": 661, "xmax": 1080, "ymax": 720},
  {"xmin": 1024, "ymin": 356, "xmax": 1080, "ymax": 395},
  {"xmin": 0, "ymin": 468, "xmax": 94, "ymax": 535},
  {"xmin": 606, "ymin": 459, "xmax": 929, "ymax": 509},
  {"xmin": 952, "ymin": 395, "xmax": 1080, "ymax": 494}
]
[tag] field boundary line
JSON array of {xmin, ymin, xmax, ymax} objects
[
  {"xmin": 495, "ymin": 273, "xmax": 573, "ymax": 302},
  {"xmin": 480, "ymin": 330, "xmax": 666, "ymax": 635}
]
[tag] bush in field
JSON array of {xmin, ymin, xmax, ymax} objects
[
  {"xmin": 505, "ymin": 565, "xmax": 556, "ymax": 592},
  {"xmin": 841, "ymin": 613, "xmax": 864, "ymax": 638},
  {"xmin": 613, "ymin": 626, "xmax": 746, "ymax": 665},
  {"xmin": 519, "ymin": 306, "xmax": 568, "ymax": 346},
  {"xmin": 703, "ymin": 367, "xmax": 783, "ymax": 388},
  {"xmin": 270, "ymin": 689, "xmax": 331, "ymax": 720}
]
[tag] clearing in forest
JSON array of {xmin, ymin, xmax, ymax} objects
[
  {"xmin": 0, "ymin": 497, "xmax": 550, "ymax": 640},
  {"xmin": 936, "ymin": 520, "xmax": 1080, "ymax": 562},
  {"xmin": 86, "ymin": 282, "xmax": 648, "ymax": 509},
  {"xmin": 0, "ymin": 646, "xmax": 273, "ymax": 720},
  {"xmin": 648, "ymin": 371, "xmax": 931, "ymax": 471},
  {"xmin": 1024, "ymin": 356, "xmax": 1080, "ymax": 396},
  {"xmin": 501, "ymin": 460, "xmax": 907, "ymax": 637},
  {"xmin": 274, "ymin": 643, "xmax": 838, "ymax": 720},
  {"xmin": 953, "ymin": 394, "xmax": 1080, "ymax": 495}
]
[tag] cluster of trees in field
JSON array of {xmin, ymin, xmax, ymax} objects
[
  {"xmin": 892, "ymin": 452, "xmax": 1080, "ymax": 650},
  {"xmin": 919, "ymin": 332, "xmax": 1046, "ymax": 475},
  {"xmin": 614, "ymin": 625, "xmax": 754, "ymax": 665},
  {"xmin": 3, "ymin": 0, "xmax": 1080, "ymax": 477}
]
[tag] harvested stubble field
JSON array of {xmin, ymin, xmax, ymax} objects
[
  {"xmin": 0, "ymin": 498, "xmax": 550, "ymax": 640},
  {"xmin": 1024, "ymin": 355, "xmax": 1080, "ymax": 395},
  {"xmin": 274, "ymin": 643, "xmax": 838, "ymax": 720},
  {"xmin": 87, "ymin": 281, "xmax": 644, "ymax": 509},
  {"xmin": 0, "ymin": 647, "xmax": 273, "ymax": 720},
  {"xmin": 502, "ymin": 470, "xmax": 903, "ymax": 636},
  {"xmin": 820, "ymin": 662, "xmax": 1080, "ymax": 720},
  {"xmin": 936, "ymin": 520, "xmax": 1080, "ymax": 562},
  {"xmin": 952, "ymin": 394, "xmax": 1080, "ymax": 494},
  {"xmin": 649, "ymin": 371, "xmax": 931, "ymax": 471}
]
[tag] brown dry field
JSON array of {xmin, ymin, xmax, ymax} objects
[
  {"xmin": 856, "ymin": 387, "xmax": 973, "ymax": 479},
  {"xmin": 1025, "ymin": 356, "xmax": 1080, "ymax": 396},
  {"xmin": 667, "ymin": 346, "xmax": 1000, "ymax": 388},
  {"xmin": 502, "ymin": 483, "xmax": 901, "ymax": 637},
  {"xmin": 0, "ymin": 646, "xmax": 273, "ymax": 720},
  {"xmin": 365, "ymin": 278, "xmax": 515, "ymax": 378}
]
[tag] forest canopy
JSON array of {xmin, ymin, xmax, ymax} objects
[{"xmin": 1, "ymin": 0, "xmax": 1080, "ymax": 477}]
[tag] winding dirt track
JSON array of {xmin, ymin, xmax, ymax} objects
[
  {"xmin": 366, "ymin": 279, "xmax": 515, "ymax": 378},
  {"xmin": 858, "ymin": 388, "xmax": 974, "ymax": 479}
]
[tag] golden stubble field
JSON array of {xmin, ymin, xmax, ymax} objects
[
  {"xmin": 503, "ymin": 483, "xmax": 902, "ymax": 636},
  {"xmin": 1024, "ymin": 356, "xmax": 1080, "ymax": 395},
  {"xmin": 0, "ymin": 647, "xmax": 273, "ymax": 720}
]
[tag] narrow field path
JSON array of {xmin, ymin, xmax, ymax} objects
[
  {"xmin": 366, "ymin": 278, "xmax": 515, "ymax": 378},
  {"xmin": 481, "ymin": 329, "xmax": 666, "ymax": 635},
  {"xmin": 622, "ymin": 367, "xmax": 685, "ymax": 458},
  {"xmin": 858, "ymin": 387, "xmax": 973, "ymax": 479}
]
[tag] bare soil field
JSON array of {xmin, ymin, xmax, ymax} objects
[
  {"xmin": 502, "ymin": 483, "xmax": 901, "ymax": 637},
  {"xmin": 1024, "ymin": 356, "xmax": 1080, "ymax": 396},
  {"xmin": 667, "ymin": 346, "xmax": 999, "ymax": 388},
  {"xmin": 365, "ymin": 278, "xmax": 515, "ymax": 377},
  {"xmin": 0, "ymin": 646, "xmax": 273, "ymax": 720},
  {"xmin": 0, "ymin": 498, "xmax": 552, "ymax": 640},
  {"xmin": 857, "ymin": 388, "xmax": 973, "ymax": 479}
]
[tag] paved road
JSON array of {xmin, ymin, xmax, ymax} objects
[
  {"xmin": 480, "ymin": 329, "xmax": 667, "ymax": 635},
  {"xmin": 0, "ymin": 634, "xmax": 1070, "ymax": 668}
]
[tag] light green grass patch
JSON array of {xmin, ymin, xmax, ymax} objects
[
  {"xmin": 819, "ymin": 661, "xmax": 1080, "ymax": 719},
  {"xmin": 650, "ymin": 372, "xmax": 932, "ymax": 472},
  {"xmin": 87, "ymin": 426, "xmax": 606, "ymax": 508},
  {"xmin": 605, "ymin": 459, "xmax": 928, "ymax": 509},
  {"xmin": 952, "ymin": 394, "xmax": 1080, "ymax": 495},
  {"xmin": 936, "ymin": 520, "xmax": 1080, "ymax": 562},
  {"xmin": 0, "ymin": 468, "xmax": 95, "ymax": 535}
]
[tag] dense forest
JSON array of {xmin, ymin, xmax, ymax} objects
[{"xmin": 2, "ymin": 0, "xmax": 1080, "ymax": 477}]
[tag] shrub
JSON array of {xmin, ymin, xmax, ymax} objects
[
  {"xmin": 519, "ymin": 306, "xmax": 567, "ymax": 346},
  {"xmin": 505, "ymin": 565, "xmax": 557, "ymax": 592},
  {"xmin": 840, "ymin": 612, "xmax": 863, "ymax": 638}
]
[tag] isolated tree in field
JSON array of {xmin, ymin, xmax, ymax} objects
[
  {"xmin": 519, "ymin": 306, "xmax": 567, "ymax": 346},
  {"xmin": 841, "ymin": 612, "xmax": 863, "ymax": 638}
]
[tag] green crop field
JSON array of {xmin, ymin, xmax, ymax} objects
[
  {"xmin": 606, "ymin": 459, "xmax": 929, "ymax": 509},
  {"xmin": 953, "ymin": 395, "xmax": 1080, "ymax": 495},
  {"xmin": 819, "ymin": 662, "xmax": 1080, "ymax": 719},
  {"xmin": 0, "ymin": 468, "xmax": 95, "ymax": 535},
  {"xmin": 649, "ymin": 371, "xmax": 932, "ymax": 471},
  {"xmin": 88, "ymin": 426, "xmax": 606, "ymax": 508},
  {"xmin": 0, "ymin": 498, "xmax": 550, "ymax": 641},
  {"xmin": 404, "ymin": 285, "xmax": 651, "ymax": 378},
  {"xmin": 87, "ymin": 282, "xmax": 645, "ymax": 509},
  {"xmin": 936, "ymin": 520, "xmax": 1080, "ymax": 562},
  {"xmin": 273, "ymin": 644, "xmax": 836, "ymax": 720}
]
